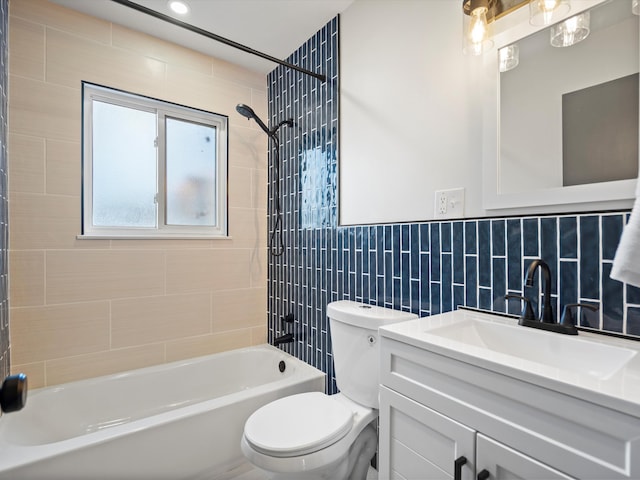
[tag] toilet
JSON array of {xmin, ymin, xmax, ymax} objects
[{"xmin": 241, "ymin": 300, "xmax": 417, "ymax": 480}]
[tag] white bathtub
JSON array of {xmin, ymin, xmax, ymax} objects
[{"xmin": 0, "ymin": 344, "xmax": 325, "ymax": 480}]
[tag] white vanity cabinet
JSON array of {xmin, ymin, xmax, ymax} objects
[
  {"xmin": 379, "ymin": 385, "xmax": 573, "ymax": 480},
  {"xmin": 378, "ymin": 312, "xmax": 640, "ymax": 480}
]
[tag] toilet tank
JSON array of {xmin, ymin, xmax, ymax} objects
[{"xmin": 327, "ymin": 301, "xmax": 417, "ymax": 408}]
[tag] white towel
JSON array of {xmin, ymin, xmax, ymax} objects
[{"xmin": 611, "ymin": 180, "xmax": 640, "ymax": 287}]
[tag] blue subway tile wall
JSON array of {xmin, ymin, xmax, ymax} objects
[
  {"xmin": 0, "ymin": 0, "xmax": 9, "ymax": 383},
  {"xmin": 267, "ymin": 17, "xmax": 639, "ymax": 394}
]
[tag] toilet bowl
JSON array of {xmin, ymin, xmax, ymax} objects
[
  {"xmin": 241, "ymin": 301, "xmax": 417, "ymax": 480},
  {"xmin": 241, "ymin": 392, "xmax": 377, "ymax": 480}
]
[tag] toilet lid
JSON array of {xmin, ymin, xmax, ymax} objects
[{"xmin": 243, "ymin": 392, "xmax": 354, "ymax": 458}]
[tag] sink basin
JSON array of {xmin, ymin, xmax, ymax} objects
[
  {"xmin": 425, "ymin": 316, "xmax": 636, "ymax": 380},
  {"xmin": 380, "ymin": 309, "xmax": 640, "ymax": 417}
]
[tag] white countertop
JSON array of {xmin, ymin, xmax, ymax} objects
[{"xmin": 380, "ymin": 309, "xmax": 640, "ymax": 418}]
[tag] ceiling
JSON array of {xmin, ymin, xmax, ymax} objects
[{"xmin": 50, "ymin": 0, "xmax": 355, "ymax": 75}]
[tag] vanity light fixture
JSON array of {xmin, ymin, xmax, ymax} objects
[
  {"xmin": 529, "ymin": 0, "xmax": 571, "ymax": 26},
  {"xmin": 633, "ymin": 0, "xmax": 639, "ymax": 16},
  {"xmin": 499, "ymin": 44, "xmax": 519, "ymax": 72},
  {"xmin": 462, "ymin": 0, "xmax": 496, "ymax": 56},
  {"xmin": 550, "ymin": 11, "xmax": 590, "ymax": 47},
  {"xmin": 168, "ymin": 0, "xmax": 189, "ymax": 15}
]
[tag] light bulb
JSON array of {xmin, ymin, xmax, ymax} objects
[
  {"xmin": 470, "ymin": 8, "xmax": 488, "ymax": 43},
  {"xmin": 466, "ymin": 6, "xmax": 491, "ymax": 56},
  {"xmin": 529, "ymin": 0, "xmax": 570, "ymax": 26},
  {"xmin": 540, "ymin": 0, "xmax": 560, "ymax": 12},
  {"xmin": 539, "ymin": 0, "xmax": 559, "ymax": 24}
]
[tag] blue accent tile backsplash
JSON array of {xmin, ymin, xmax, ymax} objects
[{"xmin": 268, "ymin": 17, "xmax": 639, "ymax": 394}]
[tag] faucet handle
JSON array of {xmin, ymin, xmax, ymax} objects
[
  {"xmin": 281, "ymin": 313, "xmax": 295, "ymax": 324},
  {"xmin": 560, "ymin": 303, "xmax": 598, "ymax": 327},
  {"xmin": 505, "ymin": 294, "xmax": 536, "ymax": 320}
]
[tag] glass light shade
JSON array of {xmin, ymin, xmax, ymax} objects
[
  {"xmin": 463, "ymin": 6, "xmax": 494, "ymax": 56},
  {"xmin": 529, "ymin": 0, "xmax": 571, "ymax": 26},
  {"xmin": 499, "ymin": 44, "xmax": 519, "ymax": 72},
  {"xmin": 633, "ymin": 0, "xmax": 639, "ymax": 16},
  {"xmin": 550, "ymin": 11, "xmax": 590, "ymax": 47}
]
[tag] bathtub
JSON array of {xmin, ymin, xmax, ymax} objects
[{"xmin": 0, "ymin": 344, "xmax": 325, "ymax": 480}]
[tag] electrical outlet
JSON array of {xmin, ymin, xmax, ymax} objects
[
  {"xmin": 434, "ymin": 188, "xmax": 465, "ymax": 219},
  {"xmin": 437, "ymin": 191, "xmax": 448, "ymax": 215}
]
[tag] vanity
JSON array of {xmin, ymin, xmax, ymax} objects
[{"xmin": 378, "ymin": 309, "xmax": 640, "ymax": 479}]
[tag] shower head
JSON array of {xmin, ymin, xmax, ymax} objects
[
  {"xmin": 236, "ymin": 104, "xmax": 294, "ymax": 137},
  {"xmin": 235, "ymin": 103, "xmax": 270, "ymax": 136},
  {"xmin": 235, "ymin": 103, "xmax": 256, "ymax": 120}
]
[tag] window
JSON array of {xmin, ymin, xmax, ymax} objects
[{"xmin": 82, "ymin": 82, "xmax": 228, "ymax": 238}]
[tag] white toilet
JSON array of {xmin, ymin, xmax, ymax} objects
[{"xmin": 241, "ymin": 300, "xmax": 417, "ymax": 480}]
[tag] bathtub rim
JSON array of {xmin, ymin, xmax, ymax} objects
[
  {"xmin": 0, "ymin": 344, "xmax": 325, "ymax": 473},
  {"xmin": 28, "ymin": 343, "xmax": 320, "ymax": 396}
]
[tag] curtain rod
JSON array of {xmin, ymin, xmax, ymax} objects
[{"xmin": 110, "ymin": 0, "xmax": 327, "ymax": 82}]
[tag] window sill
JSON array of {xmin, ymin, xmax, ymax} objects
[{"xmin": 77, "ymin": 234, "xmax": 233, "ymax": 240}]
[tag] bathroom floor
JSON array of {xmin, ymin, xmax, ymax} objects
[
  {"xmin": 213, "ymin": 462, "xmax": 379, "ymax": 480},
  {"xmin": 213, "ymin": 462, "xmax": 266, "ymax": 480}
]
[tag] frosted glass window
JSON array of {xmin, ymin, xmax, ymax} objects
[
  {"xmin": 92, "ymin": 101, "xmax": 157, "ymax": 227},
  {"xmin": 82, "ymin": 83, "xmax": 228, "ymax": 238},
  {"xmin": 166, "ymin": 118, "xmax": 217, "ymax": 226}
]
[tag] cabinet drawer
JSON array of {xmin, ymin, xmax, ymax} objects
[
  {"xmin": 380, "ymin": 336, "xmax": 640, "ymax": 479},
  {"xmin": 477, "ymin": 434, "xmax": 575, "ymax": 480}
]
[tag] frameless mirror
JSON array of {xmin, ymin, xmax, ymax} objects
[{"xmin": 483, "ymin": 0, "xmax": 639, "ymax": 211}]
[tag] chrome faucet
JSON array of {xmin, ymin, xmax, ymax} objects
[{"xmin": 525, "ymin": 259, "xmax": 554, "ymax": 323}]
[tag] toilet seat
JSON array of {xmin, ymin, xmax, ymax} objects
[{"xmin": 243, "ymin": 392, "xmax": 354, "ymax": 458}]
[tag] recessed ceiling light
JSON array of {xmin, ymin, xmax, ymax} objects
[{"xmin": 168, "ymin": 0, "xmax": 190, "ymax": 15}]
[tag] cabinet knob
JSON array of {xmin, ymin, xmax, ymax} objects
[
  {"xmin": 477, "ymin": 469, "xmax": 490, "ymax": 480},
  {"xmin": 454, "ymin": 456, "xmax": 467, "ymax": 480}
]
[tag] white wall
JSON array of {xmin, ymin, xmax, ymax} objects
[{"xmin": 340, "ymin": 0, "xmax": 485, "ymax": 225}]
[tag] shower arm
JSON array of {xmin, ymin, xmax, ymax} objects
[{"xmin": 110, "ymin": 0, "xmax": 327, "ymax": 82}]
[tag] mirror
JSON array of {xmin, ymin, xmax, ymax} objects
[{"xmin": 483, "ymin": 0, "xmax": 639, "ymax": 211}]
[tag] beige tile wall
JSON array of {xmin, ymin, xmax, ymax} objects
[{"xmin": 8, "ymin": 0, "xmax": 270, "ymax": 388}]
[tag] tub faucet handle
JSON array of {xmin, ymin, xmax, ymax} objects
[{"xmin": 281, "ymin": 313, "xmax": 295, "ymax": 324}]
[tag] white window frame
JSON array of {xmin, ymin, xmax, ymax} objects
[{"xmin": 81, "ymin": 82, "xmax": 228, "ymax": 239}]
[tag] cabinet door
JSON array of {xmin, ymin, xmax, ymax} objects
[
  {"xmin": 476, "ymin": 434, "xmax": 576, "ymax": 480},
  {"xmin": 379, "ymin": 386, "xmax": 476, "ymax": 480}
]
